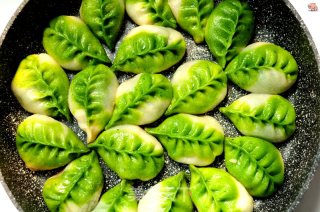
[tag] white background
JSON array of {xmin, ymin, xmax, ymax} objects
[{"xmin": 0, "ymin": 0, "xmax": 320, "ymax": 211}]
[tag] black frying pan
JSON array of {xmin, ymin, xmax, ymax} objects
[{"xmin": 0, "ymin": 0, "xmax": 320, "ymax": 211}]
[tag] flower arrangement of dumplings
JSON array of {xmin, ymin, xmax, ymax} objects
[{"xmin": 10, "ymin": 0, "xmax": 299, "ymax": 211}]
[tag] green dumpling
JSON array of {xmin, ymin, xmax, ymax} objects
[
  {"xmin": 126, "ymin": 0, "xmax": 177, "ymax": 28},
  {"xmin": 43, "ymin": 15, "xmax": 110, "ymax": 71},
  {"xmin": 165, "ymin": 60, "xmax": 227, "ymax": 115},
  {"xmin": 16, "ymin": 114, "xmax": 89, "ymax": 171},
  {"xmin": 168, "ymin": 0, "xmax": 214, "ymax": 43},
  {"xmin": 225, "ymin": 136, "xmax": 285, "ymax": 197},
  {"xmin": 190, "ymin": 166, "xmax": 253, "ymax": 212},
  {"xmin": 112, "ymin": 25, "xmax": 186, "ymax": 74},
  {"xmin": 80, "ymin": 0, "xmax": 125, "ymax": 49},
  {"xmin": 205, "ymin": 0, "xmax": 254, "ymax": 68},
  {"xmin": 220, "ymin": 94, "xmax": 296, "ymax": 142},
  {"xmin": 106, "ymin": 73, "xmax": 172, "ymax": 129},
  {"xmin": 89, "ymin": 125, "xmax": 164, "ymax": 181},
  {"xmin": 11, "ymin": 53, "xmax": 70, "ymax": 120},
  {"xmin": 225, "ymin": 42, "xmax": 298, "ymax": 94},
  {"xmin": 43, "ymin": 151, "xmax": 104, "ymax": 212},
  {"xmin": 146, "ymin": 114, "xmax": 224, "ymax": 166},
  {"xmin": 138, "ymin": 172, "xmax": 193, "ymax": 212},
  {"xmin": 92, "ymin": 180, "xmax": 137, "ymax": 212},
  {"xmin": 69, "ymin": 64, "xmax": 118, "ymax": 143}
]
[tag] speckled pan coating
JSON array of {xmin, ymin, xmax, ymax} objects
[{"xmin": 0, "ymin": 0, "xmax": 319, "ymax": 211}]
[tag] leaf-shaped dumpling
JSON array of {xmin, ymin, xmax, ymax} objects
[
  {"xmin": 112, "ymin": 25, "xmax": 186, "ymax": 74},
  {"xmin": 138, "ymin": 172, "xmax": 193, "ymax": 212},
  {"xmin": 80, "ymin": 0, "xmax": 125, "ymax": 50},
  {"xmin": 93, "ymin": 180, "xmax": 137, "ymax": 212},
  {"xmin": 43, "ymin": 151, "xmax": 104, "ymax": 212},
  {"xmin": 89, "ymin": 125, "xmax": 164, "ymax": 181},
  {"xmin": 220, "ymin": 94, "xmax": 296, "ymax": 142},
  {"xmin": 165, "ymin": 60, "xmax": 227, "ymax": 115},
  {"xmin": 168, "ymin": 0, "xmax": 214, "ymax": 43},
  {"xmin": 190, "ymin": 166, "xmax": 253, "ymax": 212},
  {"xmin": 225, "ymin": 136, "xmax": 284, "ymax": 197},
  {"xmin": 225, "ymin": 42, "xmax": 299, "ymax": 94},
  {"xmin": 16, "ymin": 114, "xmax": 89, "ymax": 171},
  {"xmin": 43, "ymin": 15, "xmax": 110, "ymax": 71},
  {"xmin": 146, "ymin": 114, "xmax": 224, "ymax": 166},
  {"xmin": 106, "ymin": 73, "xmax": 172, "ymax": 129},
  {"xmin": 11, "ymin": 53, "xmax": 70, "ymax": 120},
  {"xmin": 205, "ymin": 0, "xmax": 254, "ymax": 68},
  {"xmin": 69, "ymin": 64, "xmax": 118, "ymax": 143},
  {"xmin": 126, "ymin": 0, "xmax": 177, "ymax": 28}
]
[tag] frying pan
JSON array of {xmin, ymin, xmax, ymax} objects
[{"xmin": 1, "ymin": 0, "xmax": 320, "ymax": 211}]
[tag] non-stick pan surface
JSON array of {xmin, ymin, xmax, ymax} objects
[{"xmin": 0, "ymin": 0, "xmax": 320, "ymax": 211}]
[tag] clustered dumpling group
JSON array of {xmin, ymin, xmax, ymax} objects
[{"xmin": 10, "ymin": 0, "xmax": 299, "ymax": 211}]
